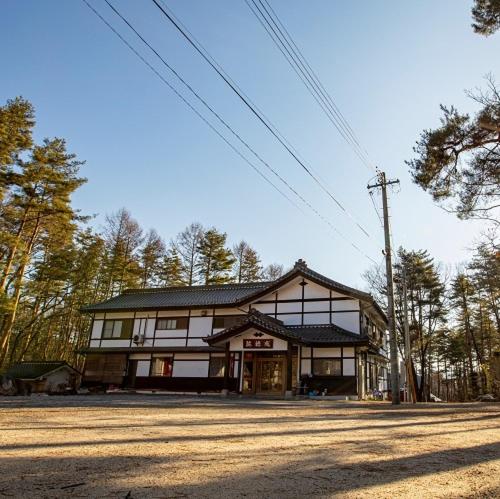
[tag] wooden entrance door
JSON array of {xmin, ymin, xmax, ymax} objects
[{"xmin": 256, "ymin": 358, "xmax": 285, "ymax": 394}]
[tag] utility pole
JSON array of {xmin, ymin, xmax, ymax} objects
[
  {"xmin": 402, "ymin": 267, "xmax": 416, "ymax": 403},
  {"xmin": 367, "ymin": 171, "xmax": 400, "ymax": 405}
]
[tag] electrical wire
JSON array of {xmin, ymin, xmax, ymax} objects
[
  {"xmin": 246, "ymin": 0, "xmax": 376, "ymax": 172},
  {"xmin": 150, "ymin": 0, "xmax": 375, "ymax": 241},
  {"xmin": 82, "ymin": 0, "xmax": 378, "ymax": 264}
]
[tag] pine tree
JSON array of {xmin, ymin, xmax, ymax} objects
[
  {"xmin": 160, "ymin": 248, "xmax": 185, "ymax": 287},
  {"xmin": 140, "ymin": 229, "xmax": 165, "ymax": 287},
  {"xmin": 0, "ymin": 137, "xmax": 85, "ymax": 366},
  {"xmin": 196, "ymin": 228, "xmax": 235, "ymax": 285},
  {"xmin": 0, "ymin": 97, "xmax": 35, "ymax": 200},
  {"xmin": 233, "ymin": 241, "xmax": 263, "ymax": 283}
]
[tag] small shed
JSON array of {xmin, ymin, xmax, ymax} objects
[{"xmin": 5, "ymin": 361, "xmax": 81, "ymax": 395}]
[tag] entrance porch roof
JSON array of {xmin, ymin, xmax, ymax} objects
[
  {"xmin": 204, "ymin": 309, "xmax": 371, "ymax": 347},
  {"xmin": 204, "ymin": 309, "xmax": 294, "ymax": 346}
]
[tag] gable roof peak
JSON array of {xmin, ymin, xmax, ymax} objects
[{"xmin": 294, "ymin": 258, "xmax": 308, "ymax": 271}]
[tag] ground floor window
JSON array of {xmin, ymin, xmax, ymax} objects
[
  {"xmin": 209, "ymin": 357, "xmax": 225, "ymax": 377},
  {"xmin": 151, "ymin": 357, "xmax": 173, "ymax": 377},
  {"xmin": 313, "ymin": 358, "xmax": 342, "ymax": 376}
]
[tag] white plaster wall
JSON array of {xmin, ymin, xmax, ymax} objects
[
  {"xmin": 251, "ymin": 303, "xmax": 275, "ymax": 314},
  {"xmin": 300, "ymin": 358, "xmax": 311, "ymax": 375},
  {"xmin": 186, "ymin": 337, "xmax": 208, "ymax": 347},
  {"xmin": 303, "ymin": 313, "xmax": 330, "ymax": 325},
  {"xmin": 213, "ymin": 308, "xmax": 243, "ymax": 316},
  {"xmin": 277, "ymin": 302, "xmax": 301, "ymax": 313},
  {"xmin": 154, "ymin": 338, "xmax": 186, "ymax": 347},
  {"xmin": 343, "ymin": 347, "xmax": 355, "ymax": 357},
  {"xmin": 100, "ymin": 340, "xmax": 130, "ymax": 348},
  {"xmin": 303, "ymin": 300, "xmax": 330, "ymax": 312},
  {"xmin": 104, "ymin": 312, "xmax": 135, "ymax": 319},
  {"xmin": 314, "ymin": 347, "xmax": 342, "ymax": 357},
  {"xmin": 332, "ymin": 312, "xmax": 360, "ymax": 334},
  {"xmin": 136, "ymin": 360, "xmax": 151, "ymax": 376},
  {"xmin": 91, "ymin": 320, "xmax": 103, "ymax": 339},
  {"xmin": 155, "ymin": 330, "xmax": 188, "ymax": 339},
  {"xmin": 276, "ymin": 281, "xmax": 302, "ymax": 300},
  {"xmin": 173, "ymin": 360, "xmax": 209, "ymax": 377},
  {"xmin": 145, "ymin": 318, "xmax": 156, "ymax": 338},
  {"xmin": 157, "ymin": 310, "xmax": 188, "ymax": 317},
  {"xmin": 343, "ymin": 359, "xmax": 355, "ymax": 376},
  {"xmin": 332, "ymin": 299, "xmax": 359, "ymax": 311},
  {"xmin": 303, "ymin": 281, "xmax": 330, "ymax": 299},
  {"xmin": 189, "ymin": 317, "xmax": 212, "ymax": 337},
  {"xmin": 94, "ymin": 313, "xmax": 105, "ymax": 320},
  {"xmin": 89, "ymin": 339, "xmax": 100, "ymax": 348},
  {"xmin": 301, "ymin": 347, "xmax": 312, "ymax": 357}
]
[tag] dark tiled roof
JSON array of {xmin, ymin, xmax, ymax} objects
[
  {"xmin": 81, "ymin": 259, "xmax": 386, "ymax": 325},
  {"xmin": 206, "ymin": 309, "xmax": 291, "ymax": 344},
  {"xmin": 206, "ymin": 309, "xmax": 368, "ymax": 346},
  {"xmin": 5, "ymin": 361, "xmax": 79, "ymax": 380},
  {"xmin": 287, "ymin": 325, "xmax": 369, "ymax": 345},
  {"xmin": 82, "ymin": 282, "xmax": 271, "ymax": 312}
]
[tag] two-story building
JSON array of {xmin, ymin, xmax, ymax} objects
[{"xmin": 81, "ymin": 259, "xmax": 389, "ymax": 398}]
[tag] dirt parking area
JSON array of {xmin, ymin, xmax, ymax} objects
[{"xmin": 0, "ymin": 395, "xmax": 499, "ymax": 498}]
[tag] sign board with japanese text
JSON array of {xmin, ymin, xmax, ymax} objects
[{"xmin": 243, "ymin": 338, "xmax": 274, "ymax": 349}]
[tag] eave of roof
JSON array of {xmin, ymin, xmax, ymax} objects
[
  {"xmin": 81, "ymin": 260, "xmax": 387, "ymax": 325},
  {"xmin": 81, "ymin": 281, "xmax": 271, "ymax": 313},
  {"xmin": 79, "ymin": 346, "xmax": 224, "ymax": 354},
  {"xmin": 6, "ymin": 361, "xmax": 80, "ymax": 380},
  {"xmin": 205, "ymin": 310, "xmax": 371, "ymax": 347},
  {"xmin": 205, "ymin": 310, "xmax": 293, "ymax": 345}
]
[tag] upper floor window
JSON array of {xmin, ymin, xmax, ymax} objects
[
  {"xmin": 213, "ymin": 315, "xmax": 244, "ymax": 329},
  {"xmin": 102, "ymin": 319, "xmax": 133, "ymax": 339},
  {"xmin": 156, "ymin": 317, "xmax": 189, "ymax": 330}
]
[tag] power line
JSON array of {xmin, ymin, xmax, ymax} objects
[
  {"xmin": 156, "ymin": 0, "xmax": 368, "ymax": 227},
  {"xmin": 150, "ymin": 0, "xmax": 375, "ymax": 241},
  {"xmin": 81, "ymin": 0, "xmax": 297, "ymax": 212},
  {"xmin": 246, "ymin": 0, "xmax": 375, "ymax": 172},
  {"xmin": 82, "ymin": 0, "xmax": 378, "ymax": 264},
  {"xmin": 259, "ymin": 0, "xmax": 363, "ymax": 148}
]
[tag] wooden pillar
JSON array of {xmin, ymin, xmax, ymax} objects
[
  {"xmin": 223, "ymin": 341, "xmax": 230, "ymax": 394},
  {"xmin": 285, "ymin": 342, "xmax": 293, "ymax": 397}
]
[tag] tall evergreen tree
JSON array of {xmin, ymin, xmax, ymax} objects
[
  {"xmin": 472, "ymin": 0, "xmax": 500, "ymax": 35},
  {"xmin": 160, "ymin": 248, "xmax": 185, "ymax": 287},
  {"xmin": 232, "ymin": 241, "xmax": 263, "ymax": 283},
  {"xmin": 0, "ymin": 137, "xmax": 85, "ymax": 366},
  {"xmin": 196, "ymin": 228, "xmax": 235, "ymax": 285},
  {"xmin": 0, "ymin": 97, "xmax": 35, "ymax": 200},
  {"xmin": 140, "ymin": 229, "xmax": 165, "ymax": 287}
]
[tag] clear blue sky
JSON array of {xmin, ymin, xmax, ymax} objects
[{"xmin": 2, "ymin": 1, "xmax": 499, "ymax": 289}]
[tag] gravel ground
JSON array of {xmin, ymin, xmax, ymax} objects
[{"xmin": 0, "ymin": 395, "xmax": 499, "ymax": 498}]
